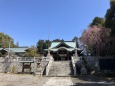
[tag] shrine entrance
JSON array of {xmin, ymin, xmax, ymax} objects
[
  {"xmin": 51, "ymin": 47, "xmax": 74, "ymax": 61},
  {"xmin": 57, "ymin": 48, "xmax": 68, "ymax": 60}
]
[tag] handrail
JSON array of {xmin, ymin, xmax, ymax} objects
[{"xmin": 45, "ymin": 56, "xmax": 53, "ymax": 76}]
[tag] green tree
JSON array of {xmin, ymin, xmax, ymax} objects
[
  {"xmin": 44, "ymin": 40, "xmax": 51, "ymax": 49},
  {"xmin": 105, "ymin": 0, "xmax": 115, "ymax": 36},
  {"xmin": 105, "ymin": 0, "xmax": 115, "ymax": 55},
  {"xmin": 0, "ymin": 32, "xmax": 16, "ymax": 48},
  {"xmin": 37, "ymin": 40, "xmax": 44, "ymax": 52},
  {"xmin": 90, "ymin": 17, "xmax": 105, "ymax": 27},
  {"xmin": 25, "ymin": 46, "xmax": 39, "ymax": 57},
  {"xmin": 52, "ymin": 39, "xmax": 62, "ymax": 42},
  {"xmin": 37, "ymin": 40, "xmax": 51, "ymax": 52}
]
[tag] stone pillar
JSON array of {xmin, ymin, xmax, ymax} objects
[
  {"xmin": 47, "ymin": 49, "xmax": 53, "ymax": 60},
  {"xmin": 47, "ymin": 49, "xmax": 51, "ymax": 56},
  {"xmin": 16, "ymin": 57, "xmax": 18, "ymax": 61},
  {"xmin": 75, "ymin": 48, "xmax": 78, "ymax": 57}
]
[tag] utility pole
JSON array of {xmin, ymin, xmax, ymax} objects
[
  {"xmin": 8, "ymin": 40, "xmax": 13, "ymax": 58},
  {"xmin": 0, "ymin": 35, "xmax": 2, "ymax": 48},
  {"xmin": 47, "ymin": 24, "xmax": 51, "ymax": 56},
  {"xmin": 48, "ymin": 24, "xmax": 50, "ymax": 48}
]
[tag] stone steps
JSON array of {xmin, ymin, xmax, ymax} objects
[{"xmin": 48, "ymin": 61, "xmax": 73, "ymax": 76}]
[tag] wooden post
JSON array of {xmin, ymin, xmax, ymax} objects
[
  {"xmin": 22, "ymin": 63, "xmax": 24, "ymax": 73},
  {"xmin": 29, "ymin": 63, "xmax": 31, "ymax": 72}
]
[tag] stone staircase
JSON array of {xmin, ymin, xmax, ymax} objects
[{"xmin": 48, "ymin": 61, "xmax": 73, "ymax": 76}]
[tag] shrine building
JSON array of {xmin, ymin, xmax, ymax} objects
[{"xmin": 45, "ymin": 40, "xmax": 82, "ymax": 61}]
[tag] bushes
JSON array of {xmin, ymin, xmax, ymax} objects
[{"xmin": 10, "ymin": 66, "xmax": 16, "ymax": 74}]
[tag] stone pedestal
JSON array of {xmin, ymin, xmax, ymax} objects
[{"xmin": 80, "ymin": 66, "xmax": 87, "ymax": 76}]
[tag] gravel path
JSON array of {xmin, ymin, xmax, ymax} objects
[
  {"xmin": 0, "ymin": 73, "xmax": 115, "ymax": 86},
  {"xmin": 0, "ymin": 73, "xmax": 49, "ymax": 86},
  {"xmin": 43, "ymin": 77, "xmax": 73, "ymax": 86}
]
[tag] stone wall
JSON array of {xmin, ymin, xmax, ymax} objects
[{"xmin": 0, "ymin": 57, "xmax": 40, "ymax": 73}]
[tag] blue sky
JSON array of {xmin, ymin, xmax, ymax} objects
[{"xmin": 0, "ymin": 0, "xmax": 110, "ymax": 46}]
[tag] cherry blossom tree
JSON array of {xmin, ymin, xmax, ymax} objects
[{"xmin": 80, "ymin": 26, "xmax": 111, "ymax": 56}]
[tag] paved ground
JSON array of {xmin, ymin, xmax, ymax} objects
[{"xmin": 0, "ymin": 73, "xmax": 115, "ymax": 86}]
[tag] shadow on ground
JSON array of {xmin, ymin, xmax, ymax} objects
[
  {"xmin": 71, "ymin": 75, "xmax": 115, "ymax": 86},
  {"xmin": 71, "ymin": 83, "xmax": 115, "ymax": 86}
]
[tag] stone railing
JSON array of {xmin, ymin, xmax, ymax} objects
[
  {"xmin": 45, "ymin": 56, "xmax": 54, "ymax": 76},
  {"xmin": 71, "ymin": 56, "xmax": 76, "ymax": 75}
]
